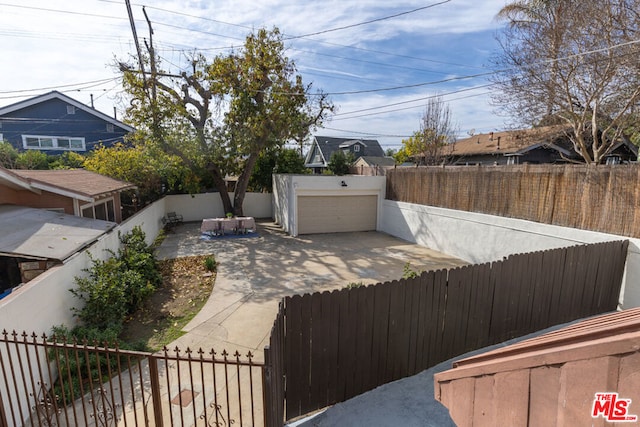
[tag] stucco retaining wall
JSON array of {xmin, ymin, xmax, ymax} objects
[
  {"xmin": 380, "ymin": 200, "xmax": 640, "ymax": 309},
  {"xmin": 165, "ymin": 192, "xmax": 272, "ymax": 221}
]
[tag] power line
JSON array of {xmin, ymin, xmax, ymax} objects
[
  {"xmin": 0, "ymin": 78, "xmax": 119, "ymax": 96},
  {"xmin": 319, "ymin": 126, "xmax": 413, "ymax": 139},
  {"xmin": 101, "ymin": 1, "xmax": 484, "ymax": 72},
  {"xmin": 284, "ymin": 1, "xmax": 452, "ymax": 40},
  {"xmin": 0, "ymin": 2, "xmax": 125, "ymax": 21},
  {"xmin": 333, "ymin": 84, "xmax": 495, "ymax": 118},
  {"xmin": 322, "ymin": 71, "xmax": 495, "ymax": 96}
]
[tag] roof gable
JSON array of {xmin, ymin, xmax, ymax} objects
[
  {"xmin": 308, "ymin": 136, "xmax": 385, "ymax": 165},
  {"xmin": 0, "ymin": 91, "xmax": 134, "ymax": 132}
]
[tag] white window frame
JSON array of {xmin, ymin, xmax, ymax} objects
[
  {"xmin": 80, "ymin": 197, "xmax": 116, "ymax": 222},
  {"xmin": 22, "ymin": 135, "xmax": 86, "ymax": 151},
  {"xmin": 354, "ymin": 144, "xmax": 360, "ymax": 152}
]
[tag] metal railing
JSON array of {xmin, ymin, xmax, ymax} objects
[{"xmin": 0, "ymin": 331, "xmax": 265, "ymax": 427}]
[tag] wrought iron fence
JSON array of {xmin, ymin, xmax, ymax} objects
[{"xmin": 0, "ymin": 331, "xmax": 264, "ymax": 427}]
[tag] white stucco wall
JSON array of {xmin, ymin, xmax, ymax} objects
[
  {"xmin": 273, "ymin": 174, "xmax": 292, "ymax": 232},
  {"xmin": 272, "ymin": 174, "xmax": 386, "ymax": 236},
  {"xmin": 165, "ymin": 192, "xmax": 273, "ymax": 221},
  {"xmin": 380, "ymin": 200, "xmax": 640, "ymax": 309}
]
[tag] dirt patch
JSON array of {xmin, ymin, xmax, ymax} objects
[{"xmin": 120, "ymin": 255, "xmax": 215, "ymax": 350}]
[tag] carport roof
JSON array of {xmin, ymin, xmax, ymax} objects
[{"xmin": 0, "ymin": 205, "xmax": 116, "ymax": 261}]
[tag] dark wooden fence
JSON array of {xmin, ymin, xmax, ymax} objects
[
  {"xmin": 384, "ymin": 164, "xmax": 640, "ymax": 238},
  {"xmin": 263, "ymin": 240, "xmax": 629, "ymax": 424}
]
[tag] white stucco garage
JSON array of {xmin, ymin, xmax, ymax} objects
[{"xmin": 272, "ymin": 174, "xmax": 385, "ymax": 236}]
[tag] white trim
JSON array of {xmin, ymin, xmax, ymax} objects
[
  {"xmin": 0, "ymin": 91, "xmax": 134, "ymax": 132},
  {"xmin": 80, "ymin": 197, "xmax": 116, "ymax": 222},
  {"xmin": 22, "ymin": 134, "xmax": 86, "ymax": 151},
  {"xmin": 304, "ymin": 140, "xmax": 328, "ymax": 167},
  {"xmin": 30, "ymin": 182, "xmax": 94, "ymax": 202},
  {"xmin": 0, "ymin": 168, "xmax": 36, "ymax": 192}
]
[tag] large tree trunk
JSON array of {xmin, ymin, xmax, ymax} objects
[
  {"xmin": 207, "ymin": 164, "xmax": 234, "ymax": 215},
  {"xmin": 232, "ymin": 152, "xmax": 260, "ymax": 217}
]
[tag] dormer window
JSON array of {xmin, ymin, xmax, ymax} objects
[{"xmin": 354, "ymin": 144, "xmax": 360, "ymax": 152}]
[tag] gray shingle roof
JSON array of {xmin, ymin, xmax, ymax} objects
[{"xmin": 308, "ymin": 136, "xmax": 385, "ymax": 166}]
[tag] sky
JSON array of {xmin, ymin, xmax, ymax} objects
[{"xmin": 0, "ymin": 0, "xmax": 510, "ymax": 151}]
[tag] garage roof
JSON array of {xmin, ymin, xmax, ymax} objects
[{"xmin": 0, "ymin": 205, "xmax": 116, "ymax": 261}]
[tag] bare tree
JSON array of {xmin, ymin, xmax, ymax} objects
[
  {"xmin": 402, "ymin": 95, "xmax": 457, "ymax": 165},
  {"xmin": 492, "ymin": 0, "xmax": 640, "ymax": 164}
]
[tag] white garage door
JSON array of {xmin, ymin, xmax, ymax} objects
[{"xmin": 297, "ymin": 195, "xmax": 378, "ymax": 235}]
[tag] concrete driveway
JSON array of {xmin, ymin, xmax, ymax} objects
[{"xmin": 155, "ymin": 221, "xmax": 467, "ymax": 361}]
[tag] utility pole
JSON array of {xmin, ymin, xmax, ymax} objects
[
  {"xmin": 143, "ymin": 7, "xmax": 157, "ymax": 107},
  {"xmin": 124, "ymin": 0, "xmax": 147, "ymax": 92},
  {"xmin": 142, "ymin": 7, "xmax": 162, "ymax": 144}
]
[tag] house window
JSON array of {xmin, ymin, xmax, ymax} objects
[
  {"xmin": 605, "ymin": 156, "xmax": 621, "ymax": 165},
  {"xmin": 81, "ymin": 198, "xmax": 116, "ymax": 222},
  {"xmin": 67, "ymin": 105, "xmax": 76, "ymax": 114},
  {"xmin": 22, "ymin": 135, "xmax": 86, "ymax": 151},
  {"xmin": 313, "ymin": 154, "xmax": 321, "ymax": 163},
  {"xmin": 106, "ymin": 124, "xmax": 114, "ymax": 133},
  {"xmin": 506, "ymin": 156, "xmax": 519, "ymax": 165},
  {"xmin": 0, "ymin": 133, "xmax": 3, "ymax": 142},
  {"xmin": 354, "ymin": 144, "xmax": 360, "ymax": 152}
]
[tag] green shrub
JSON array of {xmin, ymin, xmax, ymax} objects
[
  {"xmin": 346, "ymin": 281, "xmax": 365, "ymax": 289},
  {"xmin": 71, "ymin": 226, "xmax": 160, "ymax": 329},
  {"xmin": 402, "ymin": 262, "xmax": 421, "ymax": 280},
  {"xmin": 71, "ymin": 254, "xmax": 128, "ymax": 329},
  {"xmin": 204, "ymin": 256, "xmax": 217, "ymax": 272}
]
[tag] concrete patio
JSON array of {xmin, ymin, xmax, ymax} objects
[{"xmin": 155, "ymin": 220, "xmax": 467, "ymax": 361}]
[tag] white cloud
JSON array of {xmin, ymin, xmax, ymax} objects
[{"xmin": 0, "ymin": 0, "xmax": 509, "ymax": 147}]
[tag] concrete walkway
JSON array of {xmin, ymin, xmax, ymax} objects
[{"xmin": 156, "ymin": 221, "xmax": 467, "ymax": 362}]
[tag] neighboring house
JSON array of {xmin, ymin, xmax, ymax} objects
[
  {"xmin": 435, "ymin": 307, "xmax": 640, "ymax": 426},
  {"xmin": 0, "ymin": 167, "xmax": 135, "ymax": 223},
  {"xmin": 353, "ymin": 156, "xmax": 396, "ymax": 168},
  {"xmin": 305, "ymin": 136, "xmax": 385, "ymax": 174},
  {"xmin": 447, "ymin": 126, "xmax": 638, "ymax": 165},
  {"xmin": 0, "ymin": 91, "xmax": 134, "ymax": 154}
]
